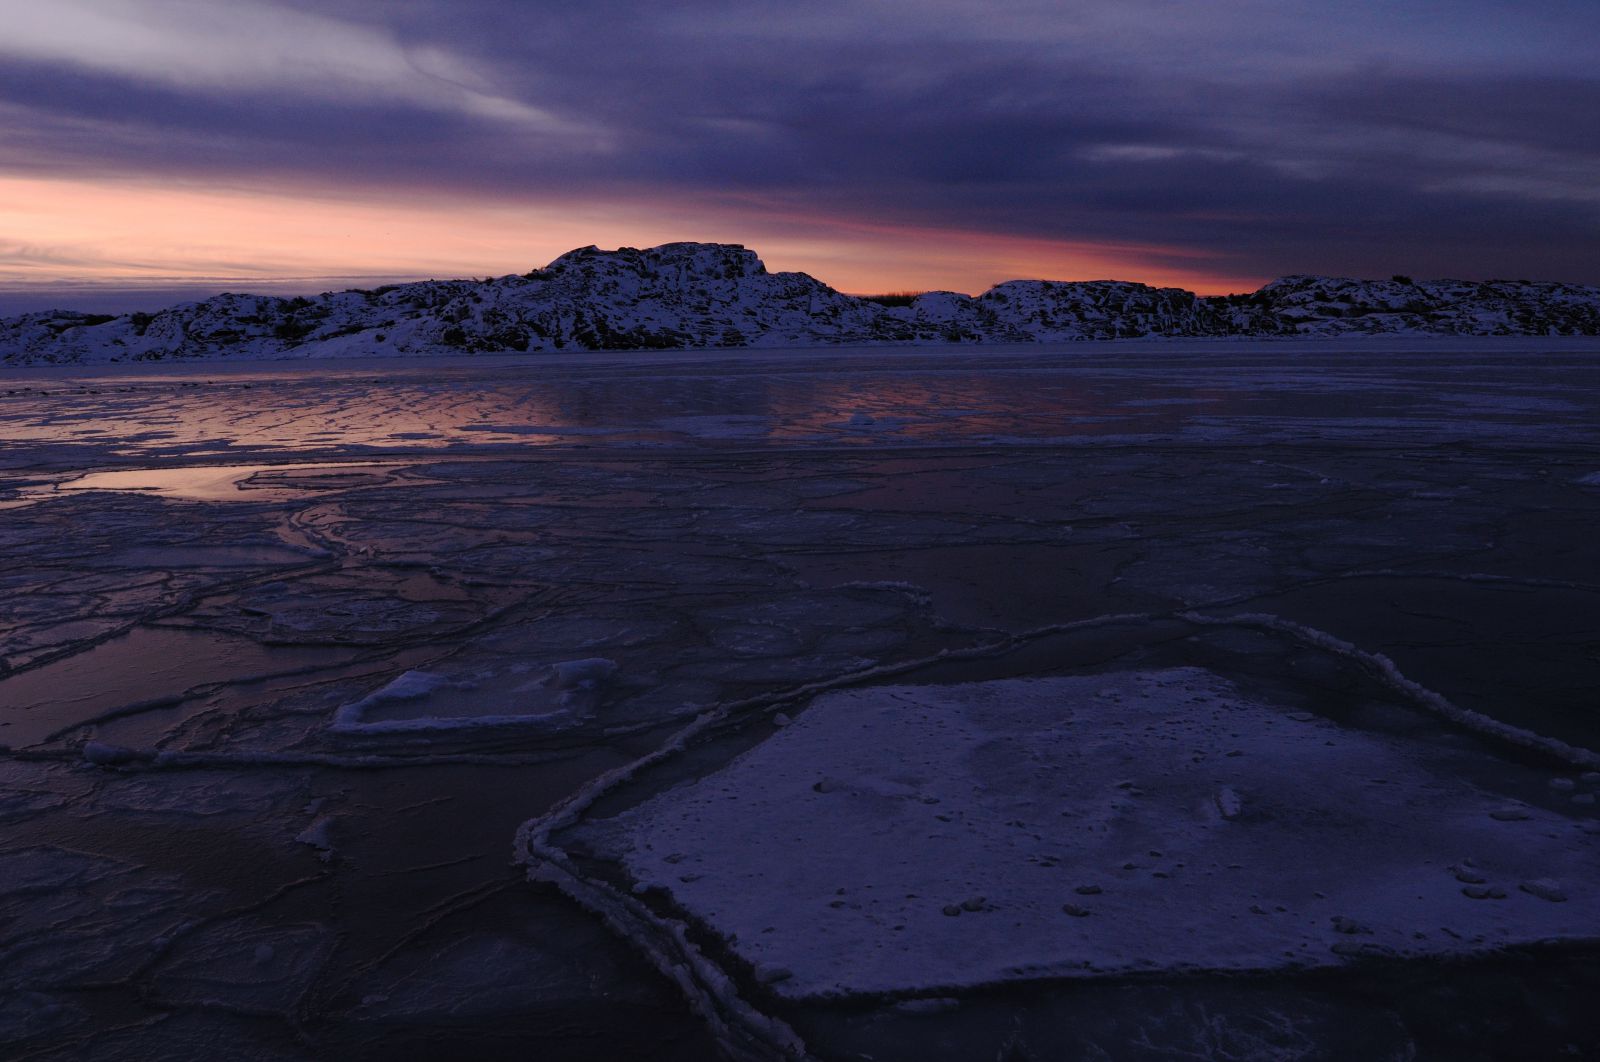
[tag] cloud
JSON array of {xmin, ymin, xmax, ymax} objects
[
  {"xmin": 0, "ymin": 0, "xmax": 1596, "ymax": 294},
  {"xmin": 0, "ymin": 0, "xmax": 587, "ymax": 134}
]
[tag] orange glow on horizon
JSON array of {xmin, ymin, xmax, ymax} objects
[{"xmin": 0, "ymin": 175, "xmax": 1266, "ymax": 303}]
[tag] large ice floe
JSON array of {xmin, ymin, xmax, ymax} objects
[{"xmin": 569, "ymin": 668, "xmax": 1600, "ymax": 1001}]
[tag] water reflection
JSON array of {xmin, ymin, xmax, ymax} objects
[
  {"xmin": 0, "ymin": 461, "xmax": 419, "ymax": 508},
  {"xmin": 2, "ymin": 345, "xmax": 1597, "ymax": 476}
]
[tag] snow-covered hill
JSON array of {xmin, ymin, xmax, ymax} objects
[
  {"xmin": 4, "ymin": 243, "xmax": 1598, "ymax": 365},
  {"xmin": 1227, "ymin": 274, "xmax": 1600, "ymax": 336}
]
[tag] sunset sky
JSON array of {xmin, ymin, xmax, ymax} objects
[{"xmin": 2, "ymin": 0, "xmax": 1598, "ymax": 312}]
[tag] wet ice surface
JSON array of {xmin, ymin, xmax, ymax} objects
[{"xmin": 1, "ymin": 338, "xmax": 1599, "ymax": 1060}]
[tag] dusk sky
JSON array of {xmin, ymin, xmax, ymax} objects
[{"xmin": 2, "ymin": 0, "xmax": 1598, "ymax": 312}]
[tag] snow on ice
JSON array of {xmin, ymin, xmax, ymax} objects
[{"xmin": 572, "ymin": 669, "xmax": 1600, "ymax": 999}]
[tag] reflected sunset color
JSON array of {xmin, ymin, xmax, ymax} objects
[{"xmin": 0, "ymin": 342, "xmax": 1524, "ymax": 483}]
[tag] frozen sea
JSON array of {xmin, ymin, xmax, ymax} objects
[{"xmin": 2, "ymin": 337, "xmax": 1600, "ymax": 1060}]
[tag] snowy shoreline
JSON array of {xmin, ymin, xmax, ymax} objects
[
  {"xmin": 4, "ymin": 333, "xmax": 1600, "ymax": 381},
  {"xmin": 6, "ymin": 243, "xmax": 1600, "ymax": 366}
]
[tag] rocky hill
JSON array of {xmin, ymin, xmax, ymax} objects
[{"xmin": 4, "ymin": 243, "xmax": 1598, "ymax": 364}]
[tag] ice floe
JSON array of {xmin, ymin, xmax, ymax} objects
[
  {"xmin": 329, "ymin": 658, "xmax": 619, "ymax": 735},
  {"xmin": 572, "ymin": 668, "xmax": 1600, "ymax": 999}
]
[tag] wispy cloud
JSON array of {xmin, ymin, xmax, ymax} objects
[{"xmin": 0, "ymin": 0, "xmax": 589, "ymax": 134}]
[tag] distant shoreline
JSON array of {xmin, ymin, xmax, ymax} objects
[{"xmin": 5, "ymin": 243, "xmax": 1598, "ymax": 366}]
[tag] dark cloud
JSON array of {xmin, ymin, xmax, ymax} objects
[
  {"xmin": 2, "ymin": 0, "xmax": 1597, "ymax": 287},
  {"xmin": 1297, "ymin": 71, "xmax": 1600, "ymax": 160}
]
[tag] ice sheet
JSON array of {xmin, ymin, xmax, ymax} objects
[{"xmin": 3, "ymin": 340, "xmax": 1599, "ymax": 1060}]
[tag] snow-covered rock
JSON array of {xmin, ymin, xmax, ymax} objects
[
  {"xmin": 1231, "ymin": 275, "xmax": 1600, "ymax": 337},
  {"xmin": 4, "ymin": 244, "xmax": 1598, "ymax": 365},
  {"xmin": 976, "ymin": 279, "xmax": 1233, "ymax": 340}
]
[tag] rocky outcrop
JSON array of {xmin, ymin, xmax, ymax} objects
[
  {"xmin": 4, "ymin": 243, "xmax": 1597, "ymax": 365},
  {"xmin": 1226, "ymin": 275, "xmax": 1600, "ymax": 336}
]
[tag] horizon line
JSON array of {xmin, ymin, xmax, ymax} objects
[{"xmin": 0, "ymin": 245, "xmax": 1585, "ymax": 318}]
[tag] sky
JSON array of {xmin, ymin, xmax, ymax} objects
[{"xmin": 2, "ymin": 0, "xmax": 1597, "ymax": 312}]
